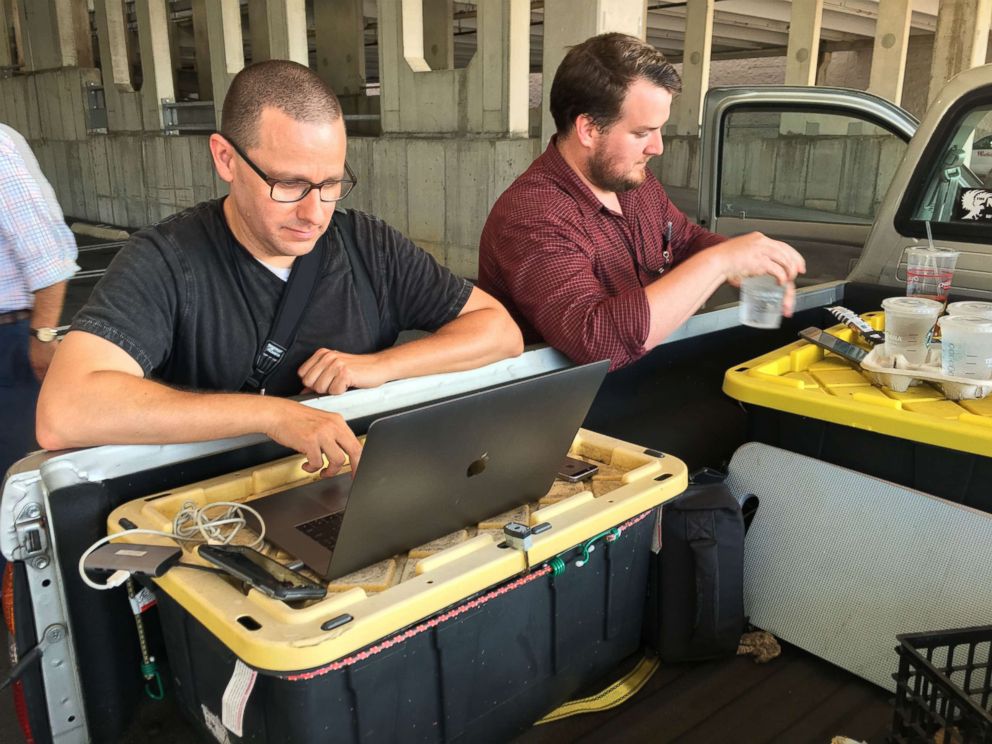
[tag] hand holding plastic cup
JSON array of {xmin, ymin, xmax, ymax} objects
[
  {"xmin": 739, "ymin": 275, "xmax": 786, "ymax": 329},
  {"xmin": 881, "ymin": 296, "xmax": 943, "ymax": 365},
  {"xmin": 938, "ymin": 315, "xmax": 992, "ymax": 379},
  {"xmin": 905, "ymin": 246, "xmax": 960, "ymax": 301}
]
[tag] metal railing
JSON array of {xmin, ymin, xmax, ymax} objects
[
  {"xmin": 161, "ymin": 99, "xmax": 215, "ymax": 135},
  {"xmin": 161, "ymin": 100, "xmax": 380, "ymax": 135}
]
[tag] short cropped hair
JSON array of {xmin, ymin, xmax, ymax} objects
[
  {"xmin": 550, "ymin": 32, "xmax": 682, "ymax": 137},
  {"xmin": 221, "ymin": 60, "xmax": 342, "ymax": 148}
]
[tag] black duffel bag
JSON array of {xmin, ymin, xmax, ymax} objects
[{"xmin": 644, "ymin": 468, "xmax": 758, "ymax": 662}]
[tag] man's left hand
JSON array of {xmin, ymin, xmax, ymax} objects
[
  {"xmin": 298, "ymin": 348, "xmax": 392, "ymax": 395},
  {"xmin": 28, "ymin": 337, "xmax": 58, "ymax": 382}
]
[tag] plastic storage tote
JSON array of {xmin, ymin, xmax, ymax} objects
[{"xmin": 106, "ymin": 428, "xmax": 687, "ymax": 743}]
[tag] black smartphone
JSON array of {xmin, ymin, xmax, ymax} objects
[
  {"xmin": 799, "ymin": 327, "xmax": 869, "ymax": 366},
  {"xmin": 197, "ymin": 545, "xmax": 326, "ymax": 601},
  {"xmin": 558, "ymin": 456, "xmax": 599, "ymax": 482}
]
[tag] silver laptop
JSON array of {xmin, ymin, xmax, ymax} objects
[{"xmin": 250, "ymin": 361, "xmax": 609, "ymax": 580}]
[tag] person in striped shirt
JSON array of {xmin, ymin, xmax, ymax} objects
[{"xmin": 0, "ymin": 123, "xmax": 78, "ymax": 481}]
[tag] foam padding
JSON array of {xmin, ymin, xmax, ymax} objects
[{"xmin": 726, "ymin": 442, "xmax": 992, "ymax": 691}]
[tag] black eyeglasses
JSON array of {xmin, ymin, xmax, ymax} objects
[{"xmin": 223, "ymin": 135, "xmax": 357, "ymax": 203}]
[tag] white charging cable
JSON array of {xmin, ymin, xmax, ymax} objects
[{"xmin": 171, "ymin": 501, "xmax": 266, "ymax": 547}]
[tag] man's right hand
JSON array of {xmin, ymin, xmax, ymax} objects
[
  {"xmin": 264, "ymin": 399, "xmax": 363, "ymax": 478},
  {"xmin": 714, "ymin": 232, "xmax": 806, "ymax": 286},
  {"xmin": 712, "ymin": 232, "xmax": 806, "ymax": 315}
]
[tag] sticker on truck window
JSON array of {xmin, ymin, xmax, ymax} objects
[{"xmin": 955, "ymin": 188, "xmax": 992, "ymax": 221}]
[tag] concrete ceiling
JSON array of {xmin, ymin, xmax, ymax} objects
[
  {"xmin": 411, "ymin": 0, "xmax": 941, "ymax": 72},
  {"xmin": 164, "ymin": 1, "xmax": 943, "ymax": 90}
]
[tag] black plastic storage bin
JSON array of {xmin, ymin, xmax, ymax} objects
[
  {"xmin": 154, "ymin": 512, "xmax": 656, "ymax": 744},
  {"xmin": 890, "ymin": 625, "xmax": 992, "ymax": 744}
]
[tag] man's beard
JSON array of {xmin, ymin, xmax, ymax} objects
[{"xmin": 587, "ymin": 146, "xmax": 648, "ymax": 193}]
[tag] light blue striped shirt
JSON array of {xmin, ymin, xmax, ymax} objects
[{"xmin": 0, "ymin": 123, "xmax": 79, "ymax": 314}]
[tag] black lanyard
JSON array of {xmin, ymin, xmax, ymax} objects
[{"xmin": 238, "ymin": 239, "xmax": 324, "ymax": 394}]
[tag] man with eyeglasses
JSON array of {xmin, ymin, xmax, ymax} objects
[{"xmin": 37, "ymin": 60, "xmax": 523, "ymax": 477}]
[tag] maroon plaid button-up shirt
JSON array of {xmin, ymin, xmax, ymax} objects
[{"xmin": 478, "ymin": 139, "xmax": 724, "ymax": 370}]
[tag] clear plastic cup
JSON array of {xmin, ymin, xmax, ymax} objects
[
  {"xmin": 905, "ymin": 247, "xmax": 959, "ymax": 301},
  {"xmin": 938, "ymin": 315, "xmax": 992, "ymax": 379},
  {"xmin": 881, "ymin": 296, "xmax": 943, "ymax": 364},
  {"xmin": 945, "ymin": 301, "xmax": 992, "ymax": 320},
  {"xmin": 739, "ymin": 275, "xmax": 785, "ymax": 329}
]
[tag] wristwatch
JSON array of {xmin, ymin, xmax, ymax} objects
[{"xmin": 30, "ymin": 327, "xmax": 58, "ymax": 343}]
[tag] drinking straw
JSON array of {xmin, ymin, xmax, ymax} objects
[{"xmin": 923, "ymin": 220, "xmax": 947, "ymax": 318}]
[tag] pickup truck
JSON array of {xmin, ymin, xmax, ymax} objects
[{"xmin": 4, "ymin": 64, "xmax": 992, "ymax": 744}]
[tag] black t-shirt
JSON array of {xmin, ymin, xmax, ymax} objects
[{"xmin": 72, "ymin": 200, "xmax": 472, "ymax": 396}]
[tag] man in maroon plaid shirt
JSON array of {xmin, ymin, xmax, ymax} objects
[{"xmin": 479, "ymin": 33, "xmax": 806, "ymax": 371}]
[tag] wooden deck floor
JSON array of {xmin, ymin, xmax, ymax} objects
[
  {"xmin": 514, "ymin": 641, "xmax": 894, "ymax": 744},
  {"xmin": 2, "ymin": 636, "xmax": 894, "ymax": 743}
]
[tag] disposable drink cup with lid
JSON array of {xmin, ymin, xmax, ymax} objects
[
  {"xmin": 945, "ymin": 301, "xmax": 992, "ymax": 320},
  {"xmin": 881, "ymin": 296, "xmax": 943, "ymax": 365},
  {"xmin": 938, "ymin": 315, "xmax": 992, "ymax": 379},
  {"xmin": 905, "ymin": 246, "xmax": 959, "ymax": 301},
  {"xmin": 739, "ymin": 275, "xmax": 785, "ymax": 329}
]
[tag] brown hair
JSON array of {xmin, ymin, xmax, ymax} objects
[
  {"xmin": 550, "ymin": 32, "xmax": 681, "ymax": 137},
  {"xmin": 221, "ymin": 60, "xmax": 342, "ymax": 147}
]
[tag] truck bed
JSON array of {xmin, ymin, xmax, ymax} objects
[{"xmin": 0, "ymin": 636, "xmax": 894, "ymax": 743}]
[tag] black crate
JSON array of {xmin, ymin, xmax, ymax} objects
[{"xmin": 890, "ymin": 625, "xmax": 992, "ymax": 744}]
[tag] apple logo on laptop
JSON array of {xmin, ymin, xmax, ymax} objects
[{"xmin": 466, "ymin": 453, "xmax": 489, "ymax": 478}]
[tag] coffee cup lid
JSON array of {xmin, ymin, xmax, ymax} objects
[
  {"xmin": 946, "ymin": 301, "xmax": 992, "ymax": 318},
  {"xmin": 881, "ymin": 296, "xmax": 944, "ymax": 315},
  {"xmin": 938, "ymin": 314, "xmax": 992, "ymax": 332},
  {"xmin": 906, "ymin": 246, "xmax": 960, "ymax": 258}
]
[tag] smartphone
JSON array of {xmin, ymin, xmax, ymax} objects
[
  {"xmin": 558, "ymin": 456, "xmax": 599, "ymax": 482},
  {"xmin": 197, "ymin": 545, "xmax": 326, "ymax": 601},
  {"xmin": 799, "ymin": 327, "xmax": 869, "ymax": 366}
]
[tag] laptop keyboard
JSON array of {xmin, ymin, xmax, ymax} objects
[{"xmin": 297, "ymin": 512, "xmax": 345, "ymax": 550}]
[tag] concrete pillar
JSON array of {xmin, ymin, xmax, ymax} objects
[
  {"xmin": 469, "ymin": 0, "xmax": 529, "ymax": 134},
  {"xmin": 784, "ymin": 0, "xmax": 823, "ymax": 85},
  {"xmin": 51, "ymin": 0, "xmax": 91, "ymax": 66},
  {"xmin": 68, "ymin": 0, "xmax": 92, "ymax": 67},
  {"xmin": 52, "ymin": 0, "xmax": 76, "ymax": 66},
  {"xmin": 17, "ymin": 0, "xmax": 60, "ymax": 70},
  {"xmin": 10, "ymin": 0, "xmax": 23, "ymax": 69},
  {"xmin": 248, "ymin": 0, "xmax": 268, "ymax": 62},
  {"xmin": 541, "ymin": 0, "xmax": 648, "ymax": 144},
  {"xmin": 0, "ymin": 0, "xmax": 13, "ymax": 67},
  {"xmin": 93, "ymin": 0, "xmax": 144, "ymax": 131},
  {"xmin": 191, "ymin": 0, "xmax": 212, "ymax": 100},
  {"xmin": 204, "ymin": 0, "xmax": 245, "ymax": 130},
  {"xmin": 674, "ymin": 0, "xmax": 713, "ymax": 136},
  {"xmin": 868, "ymin": 0, "xmax": 911, "ymax": 104},
  {"xmin": 134, "ymin": 0, "xmax": 175, "ymax": 131},
  {"xmin": 249, "ymin": 0, "xmax": 308, "ymax": 65},
  {"xmin": 929, "ymin": 0, "xmax": 992, "ymax": 105},
  {"xmin": 18, "ymin": 0, "xmax": 89, "ymax": 69},
  {"xmin": 93, "ymin": 0, "xmax": 132, "ymax": 88},
  {"xmin": 315, "ymin": 0, "xmax": 365, "ymax": 96},
  {"xmin": 423, "ymin": 0, "xmax": 453, "ymax": 70},
  {"xmin": 378, "ymin": 0, "xmax": 528, "ymax": 135}
]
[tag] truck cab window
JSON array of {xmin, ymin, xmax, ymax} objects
[
  {"xmin": 911, "ymin": 106, "xmax": 992, "ymax": 225},
  {"xmin": 718, "ymin": 108, "xmax": 907, "ymax": 225}
]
